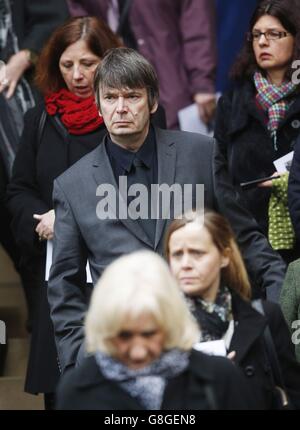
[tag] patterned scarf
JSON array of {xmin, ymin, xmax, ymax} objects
[
  {"xmin": 45, "ymin": 88, "xmax": 104, "ymax": 135},
  {"xmin": 254, "ymin": 71, "xmax": 297, "ymax": 150},
  {"xmin": 95, "ymin": 348, "xmax": 189, "ymax": 410},
  {"xmin": 187, "ymin": 286, "xmax": 233, "ymax": 342}
]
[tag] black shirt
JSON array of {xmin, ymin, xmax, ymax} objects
[
  {"xmin": 105, "ymin": 126, "xmax": 158, "ymax": 243},
  {"xmin": 105, "ymin": 125, "xmax": 158, "ymax": 189}
]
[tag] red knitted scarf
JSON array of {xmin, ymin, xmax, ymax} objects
[{"xmin": 45, "ymin": 88, "xmax": 103, "ymax": 135}]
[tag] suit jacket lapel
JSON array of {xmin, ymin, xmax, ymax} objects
[
  {"xmin": 92, "ymin": 137, "xmax": 153, "ymax": 247},
  {"xmin": 154, "ymin": 128, "xmax": 177, "ymax": 249}
]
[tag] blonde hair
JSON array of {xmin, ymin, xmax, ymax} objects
[
  {"xmin": 85, "ymin": 251, "xmax": 200, "ymax": 355},
  {"xmin": 165, "ymin": 210, "xmax": 251, "ymax": 300}
]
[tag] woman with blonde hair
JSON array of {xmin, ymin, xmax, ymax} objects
[
  {"xmin": 165, "ymin": 210, "xmax": 300, "ymax": 409},
  {"xmin": 56, "ymin": 250, "xmax": 252, "ymax": 410}
]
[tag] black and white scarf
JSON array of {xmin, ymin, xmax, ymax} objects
[
  {"xmin": 187, "ymin": 286, "xmax": 233, "ymax": 342},
  {"xmin": 95, "ymin": 348, "xmax": 189, "ymax": 410},
  {"xmin": 0, "ymin": 0, "xmax": 35, "ymax": 176}
]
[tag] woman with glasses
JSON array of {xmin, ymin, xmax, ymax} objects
[{"xmin": 214, "ymin": 0, "xmax": 300, "ymax": 272}]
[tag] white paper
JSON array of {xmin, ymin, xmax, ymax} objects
[
  {"xmin": 45, "ymin": 240, "xmax": 92, "ymax": 283},
  {"xmin": 273, "ymin": 151, "xmax": 294, "ymax": 173},
  {"xmin": 193, "ymin": 339, "xmax": 227, "ymax": 357},
  {"xmin": 178, "ymin": 103, "xmax": 214, "ymax": 136}
]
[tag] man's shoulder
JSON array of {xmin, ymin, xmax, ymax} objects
[
  {"xmin": 156, "ymin": 127, "xmax": 214, "ymax": 143},
  {"xmin": 55, "ymin": 145, "xmax": 100, "ymax": 188},
  {"xmin": 155, "ymin": 127, "xmax": 215, "ymax": 152}
]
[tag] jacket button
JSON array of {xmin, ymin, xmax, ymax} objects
[
  {"xmin": 244, "ymin": 365, "xmax": 255, "ymax": 377},
  {"xmin": 291, "ymin": 120, "xmax": 300, "ymax": 129},
  {"xmin": 137, "ymin": 38, "xmax": 145, "ymax": 46}
]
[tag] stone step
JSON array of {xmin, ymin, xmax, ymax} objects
[
  {"xmin": 3, "ymin": 338, "xmax": 29, "ymax": 377},
  {"xmin": 0, "ymin": 377, "xmax": 44, "ymax": 410},
  {"xmin": 0, "ymin": 283, "xmax": 27, "ymax": 338}
]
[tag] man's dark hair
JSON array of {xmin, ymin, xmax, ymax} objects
[{"xmin": 94, "ymin": 47, "xmax": 159, "ymax": 110}]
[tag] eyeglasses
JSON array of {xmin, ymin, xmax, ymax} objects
[{"xmin": 247, "ymin": 30, "xmax": 291, "ymax": 42}]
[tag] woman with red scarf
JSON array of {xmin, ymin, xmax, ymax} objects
[{"xmin": 6, "ymin": 16, "xmax": 121, "ymax": 409}]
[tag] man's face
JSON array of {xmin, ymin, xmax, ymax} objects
[{"xmin": 98, "ymin": 86, "xmax": 158, "ymax": 141}]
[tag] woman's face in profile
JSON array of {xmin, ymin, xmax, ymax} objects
[
  {"xmin": 168, "ymin": 223, "xmax": 229, "ymax": 302},
  {"xmin": 252, "ymin": 15, "xmax": 295, "ymax": 77},
  {"xmin": 109, "ymin": 313, "xmax": 165, "ymax": 370},
  {"xmin": 59, "ymin": 39, "xmax": 101, "ymax": 98}
]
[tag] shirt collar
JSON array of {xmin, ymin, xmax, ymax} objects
[{"xmin": 107, "ymin": 126, "xmax": 156, "ymax": 173}]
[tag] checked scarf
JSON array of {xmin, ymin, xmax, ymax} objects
[{"xmin": 254, "ymin": 71, "xmax": 297, "ymax": 150}]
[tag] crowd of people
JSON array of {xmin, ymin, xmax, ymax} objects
[{"xmin": 0, "ymin": 0, "xmax": 300, "ymax": 411}]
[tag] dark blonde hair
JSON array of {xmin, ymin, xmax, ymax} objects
[
  {"xmin": 165, "ymin": 211, "xmax": 251, "ymax": 300},
  {"xmin": 35, "ymin": 16, "xmax": 121, "ymax": 95}
]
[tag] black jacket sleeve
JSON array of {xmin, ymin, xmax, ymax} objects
[
  {"xmin": 288, "ymin": 135, "xmax": 300, "ymax": 241},
  {"xmin": 12, "ymin": 0, "xmax": 70, "ymax": 53},
  {"xmin": 264, "ymin": 301, "xmax": 300, "ymax": 409},
  {"xmin": 6, "ymin": 107, "xmax": 49, "ymax": 254},
  {"xmin": 212, "ymin": 139, "xmax": 286, "ymax": 299}
]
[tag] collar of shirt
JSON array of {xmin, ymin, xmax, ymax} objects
[{"xmin": 106, "ymin": 126, "xmax": 156, "ymax": 174}]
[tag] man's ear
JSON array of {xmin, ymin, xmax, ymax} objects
[{"xmin": 150, "ymin": 100, "xmax": 158, "ymax": 114}]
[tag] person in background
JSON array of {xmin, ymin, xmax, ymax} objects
[
  {"xmin": 214, "ymin": 0, "xmax": 300, "ymax": 269},
  {"xmin": 6, "ymin": 16, "xmax": 121, "ymax": 410},
  {"xmin": 56, "ymin": 250, "xmax": 253, "ymax": 410},
  {"xmin": 0, "ymin": 0, "xmax": 69, "ymax": 332},
  {"xmin": 165, "ymin": 210, "xmax": 300, "ymax": 410},
  {"xmin": 66, "ymin": 0, "xmax": 217, "ymax": 129},
  {"xmin": 215, "ymin": 0, "xmax": 259, "ymax": 93},
  {"xmin": 47, "ymin": 47, "xmax": 286, "ymax": 378},
  {"xmin": 280, "ymin": 259, "xmax": 300, "ymax": 363}
]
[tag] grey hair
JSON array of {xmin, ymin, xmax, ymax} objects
[{"xmin": 94, "ymin": 47, "xmax": 159, "ymax": 110}]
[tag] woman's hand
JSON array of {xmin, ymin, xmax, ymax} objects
[
  {"xmin": 257, "ymin": 171, "xmax": 281, "ymax": 188},
  {"xmin": 194, "ymin": 92, "xmax": 216, "ymax": 125},
  {"xmin": 34, "ymin": 210, "xmax": 55, "ymax": 241},
  {"xmin": 0, "ymin": 51, "xmax": 31, "ymax": 98}
]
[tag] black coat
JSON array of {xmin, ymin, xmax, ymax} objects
[
  {"xmin": 288, "ymin": 135, "xmax": 300, "ymax": 240},
  {"xmin": 11, "ymin": 0, "xmax": 69, "ymax": 55},
  {"xmin": 192, "ymin": 292, "xmax": 300, "ymax": 409},
  {"xmin": 214, "ymin": 80, "xmax": 300, "ymax": 235},
  {"xmin": 55, "ymin": 350, "xmax": 254, "ymax": 410},
  {"xmin": 7, "ymin": 103, "xmax": 107, "ymax": 393}
]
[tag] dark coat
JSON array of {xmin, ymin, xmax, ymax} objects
[
  {"xmin": 192, "ymin": 292, "xmax": 300, "ymax": 409},
  {"xmin": 55, "ymin": 350, "xmax": 253, "ymax": 410},
  {"xmin": 288, "ymin": 135, "xmax": 300, "ymax": 240},
  {"xmin": 67, "ymin": 0, "xmax": 217, "ymax": 128},
  {"xmin": 6, "ymin": 103, "xmax": 166, "ymax": 394},
  {"xmin": 6, "ymin": 103, "xmax": 107, "ymax": 393},
  {"xmin": 214, "ymin": 80, "xmax": 300, "ymax": 235},
  {"xmin": 48, "ymin": 126, "xmax": 286, "ymax": 372},
  {"xmin": 11, "ymin": 0, "xmax": 70, "ymax": 54}
]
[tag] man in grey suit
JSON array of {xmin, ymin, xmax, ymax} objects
[{"xmin": 48, "ymin": 48, "xmax": 286, "ymax": 372}]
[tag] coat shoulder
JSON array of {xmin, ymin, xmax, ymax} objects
[
  {"xmin": 156, "ymin": 127, "xmax": 215, "ymax": 154},
  {"xmin": 55, "ymin": 145, "xmax": 99, "ymax": 188}
]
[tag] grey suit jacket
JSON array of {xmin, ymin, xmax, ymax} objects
[{"xmin": 48, "ymin": 128, "xmax": 286, "ymax": 371}]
